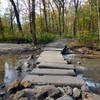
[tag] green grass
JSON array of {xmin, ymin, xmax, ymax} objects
[{"xmin": 37, "ymin": 33, "xmax": 55, "ymax": 44}]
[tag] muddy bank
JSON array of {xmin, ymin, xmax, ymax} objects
[
  {"xmin": 0, "ymin": 43, "xmax": 41, "ymax": 55},
  {"xmin": 0, "ymin": 54, "xmax": 100, "ymax": 100},
  {"xmin": 0, "ymin": 53, "xmax": 40, "ymax": 100},
  {"xmin": 0, "ymin": 39, "xmax": 100, "ymax": 100},
  {"xmin": 65, "ymin": 40, "xmax": 100, "ymax": 55}
]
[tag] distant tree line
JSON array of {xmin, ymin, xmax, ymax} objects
[{"xmin": 0, "ymin": 0, "xmax": 100, "ymax": 45}]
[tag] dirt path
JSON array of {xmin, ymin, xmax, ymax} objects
[
  {"xmin": 0, "ymin": 39, "xmax": 69, "ymax": 55},
  {"xmin": 45, "ymin": 39, "xmax": 69, "ymax": 48},
  {"xmin": 0, "ymin": 43, "xmax": 33, "ymax": 55}
]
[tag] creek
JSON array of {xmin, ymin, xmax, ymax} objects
[
  {"xmin": 0, "ymin": 52, "xmax": 100, "ymax": 94},
  {"xmin": 63, "ymin": 54, "xmax": 100, "ymax": 94},
  {"xmin": 0, "ymin": 52, "xmax": 38, "ymax": 88}
]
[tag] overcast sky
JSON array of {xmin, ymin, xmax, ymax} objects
[
  {"xmin": 0, "ymin": 0, "xmax": 87, "ymax": 16},
  {"xmin": 0, "ymin": 0, "xmax": 8, "ymax": 15}
]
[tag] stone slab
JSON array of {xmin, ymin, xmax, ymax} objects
[
  {"xmin": 39, "ymin": 51, "xmax": 62, "ymax": 55},
  {"xmin": 37, "ymin": 57, "xmax": 66, "ymax": 63},
  {"xmin": 37, "ymin": 53, "xmax": 66, "ymax": 63},
  {"xmin": 30, "ymin": 68, "xmax": 76, "ymax": 76},
  {"xmin": 23, "ymin": 75, "xmax": 85, "ymax": 88},
  {"xmin": 37, "ymin": 62, "xmax": 75, "ymax": 70},
  {"xmin": 44, "ymin": 47, "xmax": 63, "ymax": 51},
  {"xmin": 40, "ymin": 51, "xmax": 62, "ymax": 57},
  {"xmin": 56, "ymin": 96, "xmax": 73, "ymax": 100}
]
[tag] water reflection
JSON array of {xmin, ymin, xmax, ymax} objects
[
  {"xmin": 4, "ymin": 61, "xmax": 25, "ymax": 88},
  {"xmin": 77, "ymin": 74, "xmax": 100, "ymax": 88},
  {"xmin": 4, "ymin": 62, "xmax": 17, "ymax": 87},
  {"xmin": 63, "ymin": 54, "xmax": 80, "ymax": 60}
]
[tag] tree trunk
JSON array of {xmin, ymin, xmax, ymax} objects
[
  {"xmin": 88, "ymin": 0, "xmax": 92, "ymax": 32},
  {"xmin": 58, "ymin": 6, "xmax": 61, "ymax": 36},
  {"xmin": 39, "ymin": 2, "xmax": 43, "ymax": 36},
  {"xmin": 31, "ymin": 0, "xmax": 37, "ymax": 45},
  {"xmin": 49, "ymin": 1, "xmax": 56, "ymax": 33},
  {"xmin": 73, "ymin": 0, "xmax": 79, "ymax": 39},
  {"xmin": 51, "ymin": 14, "xmax": 54, "ymax": 33},
  {"xmin": 73, "ymin": 10, "xmax": 77, "ymax": 38},
  {"xmin": 10, "ymin": 0, "xmax": 22, "ymax": 31},
  {"xmin": 42, "ymin": 0, "xmax": 48, "ymax": 32},
  {"xmin": 10, "ymin": 7, "xmax": 13, "ymax": 32},
  {"xmin": 28, "ymin": 0, "xmax": 32, "ymax": 33},
  {"xmin": 48, "ymin": 3, "xmax": 51, "ymax": 32},
  {"xmin": 62, "ymin": 0, "xmax": 65, "ymax": 33},
  {"xmin": 97, "ymin": 0, "xmax": 100, "ymax": 40}
]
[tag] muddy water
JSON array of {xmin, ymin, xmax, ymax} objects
[
  {"xmin": 0, "ymin": 53, "xmax": 36, "ymax": 88},
  {"xmin": 0, "ymin": 52, "xmax": 100, "ymax": 94},
  {"xmin": 64, "ymin": 54, "xmax": 100, "ymax": 94}
]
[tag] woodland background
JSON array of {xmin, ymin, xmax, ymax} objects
[{"xmin": 0, "ymin": 0, "xmax": 100, "ymax": 48}]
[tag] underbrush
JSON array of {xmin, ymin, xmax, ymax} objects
[
  {"xmin": 37, "ymin": 33, "xmax": 56, "ymax": 44},
  {"xmin": 0, "ymin": 31, "xmax": 100, "ymax": 49},
  {"xmin": 66, "ymin": 31, "xmax": 100, "ymax": 50},
  {"xmin": 0, "ymin": 32, "xmax": 58, "ymax": 44}
]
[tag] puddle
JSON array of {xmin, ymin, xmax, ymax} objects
[{"xmin": 63, "ymin": 54, "xmax": 100, "ymax": 94}]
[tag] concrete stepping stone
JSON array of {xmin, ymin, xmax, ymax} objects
[
  {"xmin": 44, "ymin": 47, "xmax": 63, "ymax": 51},
  {"xmin": 23, "ymin": 75, "xmax": 85, "ymax": 88},
  {"xmin": 37, "ymin": 62, "xmax": 75, "ymax": 70},
  {"xmin": 30, "ymin": 68, "xmax": 76, "ymax": 76},
  {"xmin": 37, "ymin": 57, "xmax": 66, "ymax": 63},
  {"xmin": 37, "ymin": 53, "xmax": 66, "ymax": 63}
]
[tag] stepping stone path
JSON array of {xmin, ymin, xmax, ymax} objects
[
  {"xmin": 30, "ymin": 68, "xmax": 76, "ymax": 76},
  {"xmin": 23, "ymin": 47, "xmax": 85, "ymax": 88}
]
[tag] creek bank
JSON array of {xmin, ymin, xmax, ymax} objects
[
  {"xmin": 65, "ymin": 40, "xmax": 100, "ymax": 56},
  {"xmin": 1, "ymin": 39, "xmax": 100, "ymax": 100},
  {"xmin": 0, "ymin": 43, "xmax": 41, "ymax": 55},
  {"xmin": 0, "ymin": 53, "xmax": 99, "ymax": 100},
  {"xmin": 64, "ymin": 41, "xmax": 100, "ymax": 95}
]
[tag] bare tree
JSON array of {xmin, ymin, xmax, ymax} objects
[
  {"xmin": 31, "ymin": 0, "xmax": 37, "ymax": 45},
  {"xmin": 10, "ymin": 0, "xmax": 22, "ymax": 31}
]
